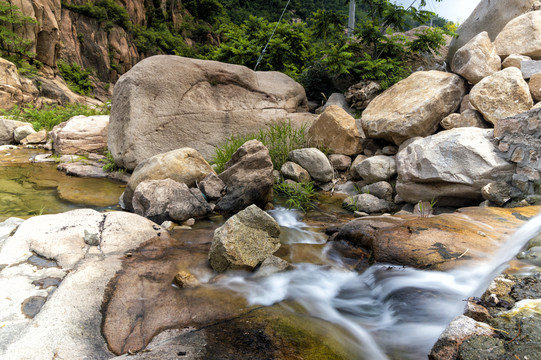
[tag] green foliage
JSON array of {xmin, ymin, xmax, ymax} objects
[
  {"xmin": 101, "ymin": 150, "xmax": 124, "ymax": 172},
  {"xmin": 208, "ymin": 15, "xmax": 314, "ymax": 78},
  {"xmin": 57, "ymin": 61, "xmax": 94, "ymax": 95},
  {"xmin": 212, "ymin": 120, "xmax": 308, "ymax": 173},
  {"xmin": 297, "ymin": 60, "xmax": 338, "ymax": 104},
  {"xmin": 183, "ymin": 0, "xmax": 225, "ymax": 23},
  {"xmin": 1, "ymin": 102, "xmax": 109, "ymax": 131},
  {"xmin": 274, "ymin": 180, "xmax": 317, "ymax": 212},
  {"xmin": 61, "ymin": 0, "xmax": 131, "ymax": 31},
  {"xmin": 310, "ymin": 9, "xmax": 345, "ymax": 43},
  {"xmin": 408, "ymin": 27, "xmax": 450, "ymax": 55},
  {"xmin": 132, "ymin": 24, "xmax": 194, "ymax": 56},
  {"xmin": 0, "ymin": 1, "xmax": 37, "ymax": 59}
]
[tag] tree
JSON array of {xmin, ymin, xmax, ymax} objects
[
  {"xmin": 0, "ymin": 1, "xmax": 37, "ymax": 60},
  {"xmin": 310, "ymin": 9, "xmax": 346, "ymax": 43}
]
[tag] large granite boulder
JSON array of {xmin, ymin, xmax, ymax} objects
[
  {"xmin": 469, "ymin": 67, "xmax": 533, "ymax": 126},
  {"xmin": 50, "ymin": 115, "xmax": 109, "ymax": 155},
  {"xmin": 361, "ymin": 71, "xmax": 465, "ymax": 145},
  {"xmin": 132, "ymin": 179, "xmax": 212, "ymax": 223},
  {"xmin": 121, "ymin": 148, "xmax": 215, "ymax": 212},
  {"xmin": 0, "ymin": 118, "xmax": 28, "ymax": 144},
  {"xmin": 451, "ymin": 31, "xmax": 501, "ymax": 84},
  {"xmin": 350, "ymin": 155, "xmax": 396, "ymax": 183},
  {"xmin": 108, "ymin": 55, "xmax": 311, "ymax": 170},
  {"xmin": 209, "ymin": 204, "xmax": 281, "ymax": 273},
  {"xmin": 396, "ymin": 128, "xmax": 516, "ymax": 206},
  {"xmin": 308, "ymin": 105, "xmax": 363, "ymax": 155},
  {"xmin": 288, "ymin": 148, "xmax": 334, "ymax": 182},
  {"xmin": 215, "ymin": 140, "xmax": 274, "ymax": 214},
  {"xmin": 494, "ymin": 11, "xmax": 541, "ymax": 60},
  {"xmin": 447, "ymin": 0, "xmax": 535, "ymax": 62}
]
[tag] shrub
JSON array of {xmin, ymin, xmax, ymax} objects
[
  {"xmin": 1, "ymin": 102, "xmax": 109, "ymax": 131},
  {"xmin": 274, "ymin": 180, "xmax": 317, "ymax": 212},
  {"xmin": 101, "ymin": 150, "xmax": 124, "ymax": 172},
  {"xmin": 57, "ymin": 61, "xmax": 94, "ymax": 95},
  {"xmin": 211, "ymin": 120, "xmax": 308, "ymax": 173}
]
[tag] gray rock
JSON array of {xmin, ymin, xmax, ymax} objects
[
  {"xmin": 494, "ymin": 11, "xmax": 541, "ymax": 60},
  {"xmin": 108, "ymin": 55, "xmax": 312, "ymax": 170},
  {"xmin": 288, "ymin": 148, "xmax": 333, "ymax": 182},
  {"xmin": 280, "ymin": 161, "xmax": 311, "ymax": 183},
  {"xmin": 328, "ymin": 154, "xmax": 352, "ymax": 171},
  {"xmin": 451, "ymin": 31, "xmax": 501, "ymax": 84},
  {"xmin": 481, "ymin": 182, "xmax": 512, "ymax": 206},
  {"xmin": 349, "ymin": 154, "xmax": 368, "ymax": 180},
  {"xmin": 317, "ymin": 93, "xmax": 352, "ymax": 115},
  {"xmin": 50, "ymin": 115, "xmax": 109, "ymax": 155},
  {"xmin": 13, "ymin": 125, "xmax": 35, "ymax": 143},
  {"xmin": 215, "ymin": 140, "xmax": 274, "ymax": 214},
  {"xmin": 0, "ymin": 118, "xmax": 28, "ymax": 145},
  {"xmin": 209, "ymin": 204, "xmax": 281, "ymax": 273},
  {"xmin": 351, "ymin": 155, "xmax": 396, "ymax": 183},
  {"xmin": 343, "ymin": 194, "xmax": 393, "ymax": 214},
  {"xmin": 253, "ymin": 255, "xmax": 291, "ymax": 278},
  {"xmin": 21, "ymin": 129, "xmax": 47, "ymax": 144},
  {"xmin": 199, "ymin": 173, "xmax": 225, "ymax": 200},
  {"xmin": 333, "ymin": 181, "xmax": 359, "ymax": 197},
  {"xmin": 121, "ymin": 147, "xmax": 214, "ymax": 212},
  {"xmin": 132, "ymin": 179, "xmax": 211, "ymax": 223},
  {"xmin": 360, "ymin": 181, "xmax": 393, "ymax": 202},
  {"xmin": 396, "ymin": 128, "xmax": 516, "ymax": 205},
  {"xmin": 501, "ymin": 54, "xmax": 532, "ymax": 70},
  {"xmin": 521, "ymin": 60, "xmax": 541, "ymax": 79},
  {"xmin": 345, "ymin": 80, "xmax": 381, "ymax": 110}
]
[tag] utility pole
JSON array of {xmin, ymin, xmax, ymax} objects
[{"xmin": 347, "ymin": 0, "xmax": 355, "ymax": 37}]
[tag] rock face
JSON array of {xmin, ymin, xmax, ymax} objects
[
  {"xmin": 288, "ymin": 148, "xmax": 334, "ymax": 182},
  {"xmin": 396, "ymin": 128, "xmax": 516, "ymax": 206},
  {"xmin": 308, "ymin": 105, "xmax": 363, "ymax": 156},
  {"xmin": 50, "ymin": 115, "xmax": 109, "ymax": 155},
  {"xmin": 469, "ymin": 67, "xmax": 533, "ymax": 126},
  {"xmin": 494, "ymin": 11, "xmax": 541, "ymax": 60},
  {"xmin": 0, "ymin": 210, "xmax": 162, "ymax": 360},
  {"xmin": 361, "ymin": 71, "xmax": 465, "ymax": 145},
  {"xmin": 447, "ymin": 0, "xmax": 535, "ymax": 61},
  {"xmin": 215, "ymin": 140, "xmax": 274, "ymax": 214},
  {"xmin": 451, "ymin": 31, "xmax": 501, "ymax": 84},
  {"xmin": 121, "ymin": 148, "xmax": 215, "ymax": 212},
  {"xmin": 108, "ymin": 56, "xmax": 310, "ymax": 169},
  {"xmin": 209, "ymin": 204, "xmax": 281, "ymax": 273},
  {"xmin": 132, "ymin": 179, "xmax": 211, "ymax": 223}
]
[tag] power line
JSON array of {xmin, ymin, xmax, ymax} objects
[{"xmin": 254, "ymin": 0, "xmax": 292, "ymax": 71}]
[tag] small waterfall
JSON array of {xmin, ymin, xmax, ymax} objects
[{"xmin": 215, "ymin": 207, "xmax": 541, "ymax": 359}]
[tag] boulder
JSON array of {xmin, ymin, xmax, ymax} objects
[
  {"xmin": 440, "ymin": 110, "xmax": 487, "ymax": 130},
  {"xmin": 199, "ymin": 173, "xmax": 225, "ymax": 201},
  {"xmin": 459, "ymin": 94, "xmax": 475, "ymax": 113},
  {"xmin": 343, "ymin": 193, "xmax": 393, "ymax": 214},
  {"xmin": 121, "ymin": 148, "xmax": 214, "ymax": 212},
  {"xmin": 345, "ymin": 80, "xmax": 381, "ymax": 110},
  {"xmin": 108, "ymin": 55, "xmax": 311, "ymax": 170},
  {"xmin": 396, "ymin": 128, "xmax": 516, "ymax": 206},
  {"xmin": 328, "ymin": 154, "xmax": 352, "ymax": 172},
  {"xmin": 447, "ymin": 0, "xmax": 535, "ymax": 62},
  {"xmin": 316, "ymin": 92, "xmax": 352, "ymax": 115},
  {"xmin": 494, "ymin": 11, "xmax": 541, "ymax": 60},
  {"xmin": 362, "ymin": 71, "xmax": 465, "ymax": 145},
  {"xmin": 50, "ymin": 115, "xmax": 109, "ymax": 155},
  {"xmin": 132, "ymin": 179, "xmax": 211, "ymax": 223},
  {"xmin": 13, "ymin": 125, "xmax": 35, "ymax": 143},
  {"xmin": 469, "ymin": 67, "xmax": 533, "ymax": 126},
  {"xmin": 451, "ymin": 31, "xmax": 501, "ymax": 84},
  {"xmin": 501, "ymin": 54, "xmax": 532, "ymax": 69},
  {"xmin": 349, "ymin": 154, "xmax": 368, "ymax": 179},
  {"xmin": 21, "ymin": 129, "xmax": 47, "ymax": 145},
  {"xmin": 0, "ymin": 118, "xmax": 28, "ymax": 145},
  {"xmin": 350, "ymin": 155, "xmax": 396, "ymax": 183},
  {"xmin": 529, "ymin": 73, "xmax": 541, "ymax": 101},
  {"xmin": 288, "ymin": 148, "xmax": 333, "ymax": 183},
  {"xmin": 360, "ymin": 181, "xmax": 393, "ymax": 202},
  {"xmin": 308, "ymin": 105, "xmax": 363, "ymax": 155},
  {"xmin": 280, "ymin": 161, "xmax": 311, "ymax": 183},
  {"xmin": 209, "ymin": 204, "xmax": 281, "ymax": 273},
  {"xmin": 215, "ymin": 140, "xmax": 274, "ymax": 214}
]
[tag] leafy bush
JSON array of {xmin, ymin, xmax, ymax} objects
[
  {"xmin": 1, "ymin": 102, "xmax": 109, "ymax": 131},
  {"xmin": 61, "ymin": 0, "xmax": 131, "ymax": 31},
  {"xmin": 298, "ymin": 60, "xmax": 338, "ymax": 104},
  {"xmin": 212, "ymin": 120, "xmax": 308, "ymax": 173},
  {"xmin": 274, "ymin": 181, "xmax": 317, "ymax": 212},
  {"xmin": 57, "ymin": 61, "xmax": 94, "ymax": 95},
  {"xmin": 101, "ymin": 150, "xmax": 124, "ymax": 172}
]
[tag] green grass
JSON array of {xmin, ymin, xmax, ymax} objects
[
  {"xmin": 101, "ymin": 150, "xmax": 125, "ymax": 172},
  {"xmin": 212, "ymin": 120, "xmax": 308, "ymax": 173},
  {"xmin": 1, "ymin": 102, "xmax": 110, "ymax": 131},
  {"xmin": 274, "ymin": 181, "xmax": 317, "ymax": 212}
]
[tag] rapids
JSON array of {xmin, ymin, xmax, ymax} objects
[{"xmin": 214, "ymin": 208, "xmax": 541, "ymax": 360}]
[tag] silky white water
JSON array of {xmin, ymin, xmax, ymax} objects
[{"xmin": 215, "ymin": 208, "xmax": 541, "ymax": 359}]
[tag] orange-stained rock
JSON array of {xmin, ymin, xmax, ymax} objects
[{"xmin": 335, "ymin": 206, "xmax": 541, "ymax": 270}]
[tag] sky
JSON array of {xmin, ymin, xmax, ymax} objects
[{"xmin": 392, "ymin": 0, "xmax": 483, "ymax": 23}]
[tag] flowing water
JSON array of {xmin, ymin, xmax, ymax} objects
[{"xmin": 215, "ymin": 208, "xmax": 541, "ymax": 360}]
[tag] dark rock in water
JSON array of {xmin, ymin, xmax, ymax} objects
[
  {"xmin": 215, "ymin": 140, "xmax": 274, "ymax": 214},
  {"xmin": 32, "ymin": 277, "xmax": 62, "ymax": 289},
  {"xmin": 21, "ymin": 296, "xmax": 47, "ymax": 318}
]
